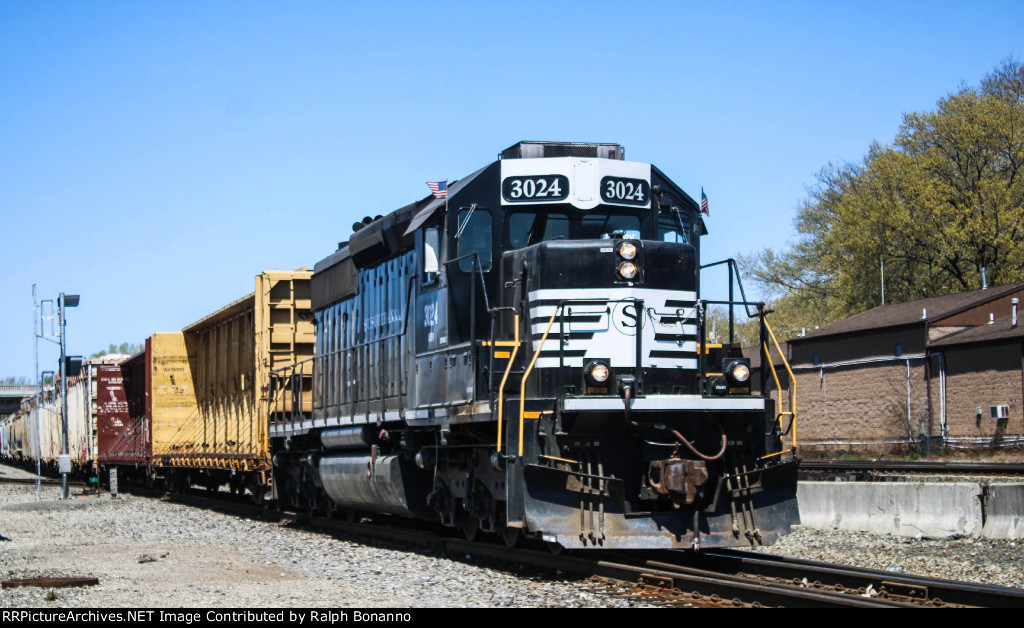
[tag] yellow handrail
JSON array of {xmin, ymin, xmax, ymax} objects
[
  {"xmin": 496, "ymin": 314, "xmax": 520, "ymax": 454},
  {"xmin": 518, "ymin": 307, "xmax": 561, "ymax": 457},
  {"xmin": 762, "ymin": 317, "xmax": 797, "ymax": 450}
]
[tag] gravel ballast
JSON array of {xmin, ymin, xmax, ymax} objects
[
  {"xmin": 0, "ymin": 464, "xmax": 649, "ymax": 608},
  {"xmin": 759, "ymin": 526, "xmax": 1023, "ymax": 589},
  {"xmin": 1, "ymin": 463, "xmax": 1021, "ymax": 607}
]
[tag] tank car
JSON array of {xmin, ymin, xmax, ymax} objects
[
  {"xmin": 270, "ymin": 141, "xmax": 799, "ymax": 550},
  {"xmin": 6, "ymin": 373, "xmax": 96, "ymax": 477}
]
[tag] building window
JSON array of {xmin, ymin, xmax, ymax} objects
[
  {"xmin": 812, "ymin": 353, "xmax": 820, "ymax": 366},
  {"xmin": 894, "ymin": 343, "xmax": 903, "ymax": 357}
]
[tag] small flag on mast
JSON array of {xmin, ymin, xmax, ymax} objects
[
  {"xmin": 427, "ymin": 181, "xmax": 447, "ymax": 199},
  {"xmin": 700, "ymin": 188, "xmax": 709, "ymax": 216}
]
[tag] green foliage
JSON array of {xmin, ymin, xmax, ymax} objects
[
  {"xmin": 704, "ymin": 306, "xmax": 761, "ymax": 347},
  {"xmin": 90, "ymin": 342, "xmax": 143, "ymax": 358},
  {"xmin": 743, "ymin": 59, "xmax": 1024, "ymax": 337}
]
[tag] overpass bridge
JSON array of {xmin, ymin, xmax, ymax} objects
[{"xmin": 0, "ymin": 385, "xmax": 39, "ymax": 416}]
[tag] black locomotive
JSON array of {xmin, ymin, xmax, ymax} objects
[{"xmin": 269, "ymin": 141, "xmax": 799, "ymax": 550}]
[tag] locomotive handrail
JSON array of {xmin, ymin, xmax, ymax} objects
[
  {"xmin": 518, "ymin": 306, "xmax": 561, "ymax": 457},
  {"xmin": 496, "ymin": 314, "xmax": 520, "ymax": 455},
  {"xmin": 445, "ymin": 251, "xmax": 493, "ymax": 407},
  {"xmin": 270, "ymin": 273, "xmax": 418, "ymax": 422},
  {"xmin": 700, "ymin": 258, "xmax": 756, "ymax": 346},
  {"xmin": 443, "ymin": 251, "xmax": 492, "ymax": 313},
  {"xmin": 511, "ymin": 296, "xmax": 646, "ymax": 457},
  {"xmin": 762, "ymin": 317, "xmax": 797, "ymax": 453}
]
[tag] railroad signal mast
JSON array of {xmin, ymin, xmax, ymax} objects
[
  {"xmin": 33, "ymin": 286, "xmax": 56, "ymax": 501},
  {"xmin": 32, "ymin": 286, "xmax": 80, "ymax": 500}
]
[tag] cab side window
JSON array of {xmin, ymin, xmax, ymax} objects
[
  {"xmin": 423, "ymin": 226, "xmax": 440, "ymax": 281},
  {"xmin": 457, "ymin": 208, "xmax": 492, "ymax": 272},
  {"xmin": 658, "ymin": 214, "xmax": 691, "ymax": 244}
]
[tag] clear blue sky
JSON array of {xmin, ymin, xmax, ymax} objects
[{"xmin": 2, "ymin": 1, "xmax": 1021, "ymax": 378}]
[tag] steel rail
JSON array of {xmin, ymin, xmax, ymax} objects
[
  {"xmin": 800, "ymin": 460, "xmax": 1024, "ymax": 477},
  {"xmin": 696, "ymin": 548, "xmax": 1024, "ymax": 608},
  {"xmin": 0, "ymin": 476, "xmax": 68, "ymax": 487}
]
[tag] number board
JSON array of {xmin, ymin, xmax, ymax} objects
[
  {"xmin": 501, "ymin": 175, "xmax": 570, "ymax": 203},
  {"xmin": 600, "ymin": 176, "xmax": 650, "ymax": 206}
]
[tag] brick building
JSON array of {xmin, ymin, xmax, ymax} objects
[{"xmin": 775, "ymin": 281, "xmax": 1024, "ymax": 456}]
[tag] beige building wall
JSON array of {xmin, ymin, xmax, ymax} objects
[{"xmin": 930, "ymin": 341, "xmax": 1024, "ymax": 445}]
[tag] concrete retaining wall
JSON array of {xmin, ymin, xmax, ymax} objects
[
  {"xmin": 798, "ymin": 481, "xmax": 990, "ymax": 538},
  {"xmin": 982, "ymin": 484, "xmax": 1024, "ymax": 540}
]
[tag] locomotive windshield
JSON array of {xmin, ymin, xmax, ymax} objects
[
  {"xmin": 508, "ymin": 211, "xmax": 569, "ymax": 247},
  {"xmin": 580, "ymin": 211, "xmax": 641, "ymax": 240},
  {"xmin": 505, "ymin": 209, "xmax": 646, "ymax": 248}
]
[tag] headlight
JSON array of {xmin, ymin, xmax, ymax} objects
[
  {"xmin": 587, "ymin": 361, "xmax": 610, "ymax": 383},
  {"xmin": 618, "ymin": 261, "xmax": 638, "ymax": 280},
  {"xmin": 618, "ymin": 242, "xmax": 637, "ymax": 260},
  {"xmin": 727, "ymin": 361, "xmax": 750, "ymax": 383}
]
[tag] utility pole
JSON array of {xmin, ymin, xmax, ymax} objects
[
  {"xmin": 32, "ymin": 285, "xmax": 41, "ymax": 501},
  {"xmin": 881, "ymin": 258, "xmax": 885, "ymax": 306},
  {"xmin": 59, "ymin": 294, "xmax": 69, "ymax": 499}
]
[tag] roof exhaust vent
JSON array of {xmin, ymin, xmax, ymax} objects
[
  {"xmin": 989, "ymin": 312, "xmax": 995, "ymax": 325},
  {"xmin": 922, "ymin": 308, "xmax": 927, "ymax": 320},
  {"xmin": 1013, "ymin": 298, "xmax": 1018, "ymax": 328},
  {"xmin": 500, "ymin": 141, "xmax": 625, "ymax": 160}
]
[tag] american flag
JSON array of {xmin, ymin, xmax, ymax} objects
[
  {"xmin": 427, "ymin": 181, "xmax": 447, "ymax": 199},
  {"xmin": 700, "ymin": 188, "xmax": 709, "ymax": 216}
]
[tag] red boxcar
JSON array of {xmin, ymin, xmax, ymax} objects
[{"xmin": 97, "ymin": 353, "xmax": 150, "ymax": 469}]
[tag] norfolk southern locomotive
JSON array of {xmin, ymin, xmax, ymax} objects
[{"xmin": 269, "ymin": 141, "xmax": 799, "ymax": 550}]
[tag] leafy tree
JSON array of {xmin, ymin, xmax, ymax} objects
[
  {"xmin": 743, "ymin": 59, "xmax": 1024, "ymax": 336},
  {"xmin": 90, "ymin": 342, "xmax": 143, "ymax": 358},
  {"xmin": 704, "ymin": 306, "xmax": 761, "ymax": 347}
]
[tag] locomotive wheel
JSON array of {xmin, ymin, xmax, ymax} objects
[
  {"xmin": 462, "ymin": 515, "xmax": 480, "ymax": 542},
  {"xmin": 501, "ymin": 525, "xmax": 522, "ymax": 548}
]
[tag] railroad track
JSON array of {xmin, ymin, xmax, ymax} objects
[
  {"xmin": 799, "ymin": 459, "xmax": 1024, "ymax": 481},
  {"xmin": 0, "ymin": 476, "xmax": 67, "ymax": 487},
  {"xmin": 155, "ymin": 490, "xmax": 1022, "ymax": 608},
  {"xmin": 6, "ymin": 472, "xmax": 1020, "ymax": 607},
  {"xmin": 666, "ymin": 548, "xmax": 1024, "ymax": 608}
]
